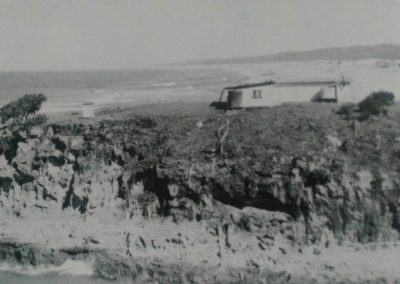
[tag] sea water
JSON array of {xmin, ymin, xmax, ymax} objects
[{"xmin": 0, "ymin": 68, "xmax": 242, "ymax": 112}]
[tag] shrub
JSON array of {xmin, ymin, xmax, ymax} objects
[
  {"xmin": 334, "ymin": 103, "xmax": 357, "ymax": 120},
  {"xmin": 0, "ymin": 93, "xmax": 47, "ymax": 131},
  {"xmin": 25, "ymin": 114, "xmax": 48, "ymax": 129},
  {"xmin": 357, "ymin": 91, "xmax": 394, "ymax": 118},
  {"xmin": 336, "ymin": 91, "xmax": 396, "ymax": 122},
  {"xmin": 305, "ymin": 169, "xmax": 330, "ymax": 187}
]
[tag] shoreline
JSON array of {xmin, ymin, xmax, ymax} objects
[{"xmin": 2, "ymin": 217, "xmax": 400, "ymax": 283}]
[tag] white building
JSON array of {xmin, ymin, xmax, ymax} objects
[
  {"xmin": 220, "ymin": 77, "xmax": 351, "ymax": 109},
  {"xmin": 82, "ymin": 102, "xmax": 95, "ymax": 118}
]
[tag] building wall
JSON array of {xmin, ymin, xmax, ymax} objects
[{"xmin": 238, "ymin": 85, "xmax": 337, "ymax": 108}]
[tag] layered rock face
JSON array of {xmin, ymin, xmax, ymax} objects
[{"xmin": 1, "ymin": 104, "xmax": 400, "ymax": 246}]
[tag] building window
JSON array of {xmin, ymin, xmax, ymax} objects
[{"xmin": 253, "ymin": 90, "xmax": 262, "ymax": 99}]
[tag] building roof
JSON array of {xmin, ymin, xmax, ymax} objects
[
  {"xmin": 224, "ymin": 80, "xmax": 274, "ymax": 90},
  {"xmin": 223, "ymin": 77, "xmax": 351, "ymax": 90}
]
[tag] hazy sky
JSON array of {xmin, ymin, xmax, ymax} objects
[{"xmin": 0, "ymin": 0, "xmax": 399, "ymax": 71}]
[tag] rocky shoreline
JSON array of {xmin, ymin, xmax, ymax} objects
[
  {"xmin": 2, "ymin": 234, "xmax": 400, "ymax": 283},
  {"xmin": 2, "ymin": 103, "xmax": 400, "ymax": 283},
  {"xmin": 0, "ymin": 237, "xmax": 292, "ymax": 283}
]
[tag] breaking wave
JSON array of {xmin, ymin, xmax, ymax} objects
[
  {"xmin": 0, "ymin": 259, "xmax": 93, "ymax": 276},
  {"xmin": 151, "ymin": 81, "xmax": 178, "ymax": 87}
]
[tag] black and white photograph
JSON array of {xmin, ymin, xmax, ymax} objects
[{"xmin": 0, "ymin": 1, "xmax": 400, "ymax": 283}]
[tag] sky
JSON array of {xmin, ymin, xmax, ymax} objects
[{"xmin": 0, "ymin": 0, "xmax": 399, "ymax": 71}]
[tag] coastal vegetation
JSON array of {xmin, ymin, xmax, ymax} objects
[
  {"xmin": 0, "ymin": 93, "xmax": 47, "ymax": 131},
  {"xmin": 357, "ymin": 90, "xmax": 394, "ymax": 118},
  {"xmin": 336, "ymin": 90, "xmax": 395, "ymax": 121}
]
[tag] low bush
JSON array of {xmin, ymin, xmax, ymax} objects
[
  {"xmin": 335, "ymin": 103, "xmax": 357, "ymax": 120},
  {"xmin": 335, "ymin": 91, "xmax": 395, "ymax": 122},
  {"xmin": 357, "ymin": 90, "xmax": 394, "ymax": 118},
  {"xmin": 0, "ymin": 93, "xmax": 48, "ymax": 131}
]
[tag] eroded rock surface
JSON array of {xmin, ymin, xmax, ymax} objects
[{"xmin": 1, "ymin": 104, "xmax": 400, "ymax": 282}]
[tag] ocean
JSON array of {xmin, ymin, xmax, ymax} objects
[{"xmin": 0, "ymin": 67, "xmax": 242, "ymax": 113}]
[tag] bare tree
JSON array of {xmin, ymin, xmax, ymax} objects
[{"xmin": 216, "ymin": 117, "xmax": 231, "ymax": 156}]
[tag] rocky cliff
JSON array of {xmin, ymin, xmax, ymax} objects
[{"xmin": 1, "ymin": 103, "xmax": 400, "ymax": 282}]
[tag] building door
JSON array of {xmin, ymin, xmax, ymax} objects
[{"xmin": 227, "ymin": 91, "xmax": 243, "ymax": 108}]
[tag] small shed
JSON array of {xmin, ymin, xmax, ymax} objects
[
  {"xmin": 82, "ymin": 102, "xmax": 95, "ymax": 118},
  {"xmin": 220, "ymin": 77, "xmax": 351, "ymax": 109}
]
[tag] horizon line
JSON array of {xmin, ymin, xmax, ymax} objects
[{"xmin": 1, "ymin": 42, "xmax": 399, "ymax": 72}]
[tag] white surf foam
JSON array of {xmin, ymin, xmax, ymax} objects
[
  {"xmin": 0, "ymin": 259, "xmax": 93, "ymax": 276},
  {"xmin": 151, "ymin": 81, "xmax": 177, "ymax": 87}
]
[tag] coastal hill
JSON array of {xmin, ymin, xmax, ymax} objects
[{"xmin": 177, "ymin": 43, "xmax": 400, "ymax": 65}]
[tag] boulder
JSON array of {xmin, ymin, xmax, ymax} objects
[{"xmin": 238, "ymin": 207, "xmax": 291, "ymax": 233}]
